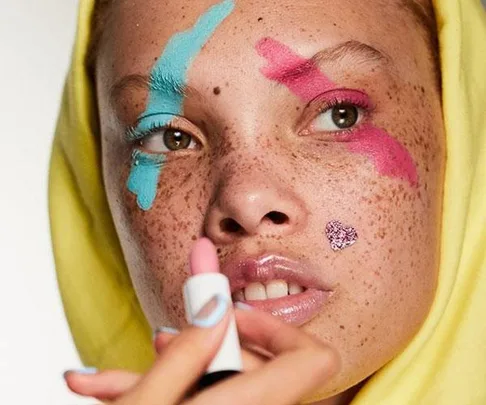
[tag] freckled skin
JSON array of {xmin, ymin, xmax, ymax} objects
[{"xmin": 96, "ymin": 0, "xmax": 445, "ymax": 403}]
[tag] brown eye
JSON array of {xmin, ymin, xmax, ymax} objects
[
  {"xmin": 140, "ymin": 128, "xmax": 196, "ymax": 153},
  {"xmin": 331, "ymin": 104, "xmax": 359, "ymax": 129},
  {"xmin": 163, "ymin": 129, "xmax": 192, "ymax": 150},
  {"xmin": 311, "ymin": 103, "xmax": 363, "ymax": 132}
]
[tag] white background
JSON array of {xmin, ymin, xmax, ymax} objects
[
  {"xmin": 0, "ymin": 0, "xmax": 91, "ymax": 404},
  {"xmin": 1, "ymin": 1, "xmax": 485, "ymax": 405}
]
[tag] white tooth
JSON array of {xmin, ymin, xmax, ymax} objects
[
  {"xmin": 233, "ymin": 290, "xmax": 245, "ymax": 302},
  {"xmin": 289, "ymin": 283, "xmax": 304, "ymax": 295},
  {"xmin": 266, "ymin": 280, "xmax": 289, "ymax": 299},
  {"xmin": 244, "ymin": 282, "xmax": 267, "ymax": 301}
]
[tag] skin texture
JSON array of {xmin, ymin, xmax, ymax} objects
[{"xmin": 96, "ymin": 0, "xmax": 445, "ymax": 402}]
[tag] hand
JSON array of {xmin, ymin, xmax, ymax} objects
[{"xmin": 65, "ymin": 299, "xmax": 340, "ymax": 405}]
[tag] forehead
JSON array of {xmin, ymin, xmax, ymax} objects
[
  {"xmin": 105, "ymin": 0, "xmax": 415, "ymax": 42},
  {"xmin": 99, "ymin": 0, "xmax": 430, "ymax": 92}
]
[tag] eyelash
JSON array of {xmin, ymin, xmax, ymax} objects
[
  {"xmin": 302, "ymin": 90, "xmax": 373, "ymax": 136},
  {"xmin": 126, "ymin": 118, "xmax": 200, "ymax": 149},
  {"xmin": 126, "ymin": 121, "xmax": 174, "ymax": 143},
  {"xmin": 125, "ymin": 90, "xmax": 373, "ymax": 149},
  {"xmin": 318, "ymin": 96, "xmax": 370, "ymax": 115}
]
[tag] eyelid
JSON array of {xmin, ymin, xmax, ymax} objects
[
  {"xmin": 126, "ymin": 113, "xmax": 177, "ymax": 142},
  {"xmin": 312, "ymin": 89, "xmax": 373, "ymax": 112}
]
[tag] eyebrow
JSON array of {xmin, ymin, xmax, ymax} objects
[
  {"xmin": 274, "ymin": 40, "xmax": 391, "ymax": 84},
  {"xmin": 109, "ymin": 73, "xmax": 203, "ymax": 108},
  {"xmin": 110, "ymin": 40, "xmax": 389, "ymax": 107},
  {"xmin": 311, "ymin": 40, "xmax": 390, "ymax": 66}
]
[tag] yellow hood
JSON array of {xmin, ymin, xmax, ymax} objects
[{"xmin": 49, "ymin": 0, "xmax": 486, "ymax": 403}]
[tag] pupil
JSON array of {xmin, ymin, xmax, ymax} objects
[
  {"xmin": 331, "ymin": 104, "xmax": 358, "ymax": 129},
  {"xmin": 163, "ymin": 129, "xmax": 191, "ymax": 150}
]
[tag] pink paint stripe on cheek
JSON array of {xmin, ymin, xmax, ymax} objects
[
  {"xmin": 256, "ymin": 37, "xmax": 335, "ymax": 102},
  {"xmin": 345, "ymin": 124, "xmax": 418, "ymax": 187},
  {"xmin": 256, "ymin": 37, "xmax": 418, "ymax": 187}
]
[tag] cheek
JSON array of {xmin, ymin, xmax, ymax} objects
[
  {"xmin": 334, "ymin": 145, "xmax": 437, "ymax": 302},
  {"xmin": 364, "ymin": 192, "xmax": 438, "ymax": 340},
  {"xmin": 316, "ymin": 181, "xmax": 438, "ymax": 370},
  {"xmin": 298, "ymin": 122, "xmax": 440, "ymax": 343},
  {"xmin": 125, "ymin": 156, "xmax": 209, "ymax": 237},
  {"xmin": 108, "ymin": 151, "xmax": 212, "ymax": 326}
]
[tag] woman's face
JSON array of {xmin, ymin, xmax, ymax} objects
[{"xmin": 97, "ymin": 0, "xmax": 445, "ymax": 398}]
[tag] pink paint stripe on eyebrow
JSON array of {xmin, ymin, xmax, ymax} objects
[
  {"xmin": 256, "ymin": 37, "xmax": 335, "ymax": 102},
  {"xmin": 256, "ymin": 37, "xmax": 418, "ymax": 188}
]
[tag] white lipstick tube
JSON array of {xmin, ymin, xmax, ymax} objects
[{"xmin": 183, "ymin": 272, "xmax": 242, "ymax": 385}]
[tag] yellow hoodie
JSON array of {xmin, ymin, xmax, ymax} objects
[{"xmin": 49, "ymin": 0, "xmax": 486, "ymax": 403}]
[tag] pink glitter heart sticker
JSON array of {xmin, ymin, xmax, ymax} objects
[{"xmin": 326, "ymin": 221, "xmax": 358, "ymax": 251}]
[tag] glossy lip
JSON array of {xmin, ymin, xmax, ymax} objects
[{"xmin": 221, "ymin": 255, "xmax": 333, "ymax": 326}]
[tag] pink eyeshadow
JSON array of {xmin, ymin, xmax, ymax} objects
[
  {"xmin": 255, "ymin": 37, "xmax": 418, "ymax": 187},
  {"xmin": 256, "ymin": 37, "xmax": 335, "ymax": 102},
  {"xmin": 343, "ymin": 124, "xmax": 418, "ymax": 187}
]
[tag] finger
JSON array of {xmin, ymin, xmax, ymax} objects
[
  {"xmin": 153, "ymin": 327, "xmax": 179, "ymax": 354},
  {"xmin": 187, "ymin": 308, "xmax": 340, "ymax": 405},
  {"xmin": 235, "ymin": 307, "xmax": 329, "ymax": 355},
  {"xmin": 64, "ymin": 369, "xmax": 140, "ymax": 401},
  {"xmin": 154, "ymin": 328, "xmax": 267, "ymax": 371},
  {"xmin": 240, "ymin": 348, "xmax": 268, "ymax": 370},
  {"xmin": 119, "ymin": 294, "xmax": 231, "ymax": 405},
  {"xmin": 186, "ymin": 340, "xmax": 340, "ymax": 405}
]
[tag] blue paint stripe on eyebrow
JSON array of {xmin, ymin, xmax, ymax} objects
[
  {"xmin": 136, "ymin": 0, "xmax": 235, "ymax": 133},
  {"xmin": 128, "ymin": 0, "xmax": 235, "ymax": 211}
]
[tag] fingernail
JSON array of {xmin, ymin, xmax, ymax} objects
[
  {"xmin": 153, "ymin": 326, "xmax": 180, "ymax": 340},
  {"xmin": 193, "ymin": 294, "xmax": 228, "ymax": 328},
  {"xmin": 63, "ymin": 367, "xmax": 98, "ymax": 378},
  {"xmin": 234, "ymin": 301, "xmax": 253, "ymax": 311}
]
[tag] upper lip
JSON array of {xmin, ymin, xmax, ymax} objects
[{"xmin": 220, "ymin": 254, "xmax": 332, "ymax": 294}]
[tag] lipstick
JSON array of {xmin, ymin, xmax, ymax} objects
[{"xmin": 183, "ymin": 238, "xmax": 243, "ymax": 389}]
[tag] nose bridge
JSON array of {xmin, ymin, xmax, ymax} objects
[
  {"xmin": 213, "ymin": 133, "xmax": 282, "ymax": 204},
  {"xmin": 210, "ymin": 117, "xmax": 273, "ymax": 187},
  {"xmin": 205, "ymin": 144, "xmax": 308, "ymax": 242},
  {"xmin": 217, "ymin": 155, "xmax": 277, "ymax": 213}
]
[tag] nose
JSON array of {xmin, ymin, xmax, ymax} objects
[{"xmin": 205, "ymin": 170, "xmax": 307, "ymax": 244}]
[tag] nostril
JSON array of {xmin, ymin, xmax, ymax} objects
[
  {"xmin": 220, "ymin": 218, "xmax": 244, "ymax": 234},
  {"xmin": 265, "ymin": 211, "xmax": 289, "ymax": 225}
]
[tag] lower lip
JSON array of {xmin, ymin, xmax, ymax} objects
[{"xmin": 236, "ymin": 288, "xmax": 331, "ymax": 326}]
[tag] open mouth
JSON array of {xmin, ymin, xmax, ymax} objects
[
  {"xmin": 222, "ymin": 254, "xmax": 333, "ymax": 326},
  {"xmin": 232, "ymin": 279, "xmax": 306, "ymax": 301}
]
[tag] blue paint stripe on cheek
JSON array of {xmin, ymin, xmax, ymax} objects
[
  {"xmin": 127, "ymin": 0, "xmax": 235, "ymax": 211},
  {"xmin": 127, "ymin": 151, "xmax": 166, "ymax": 211}
]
